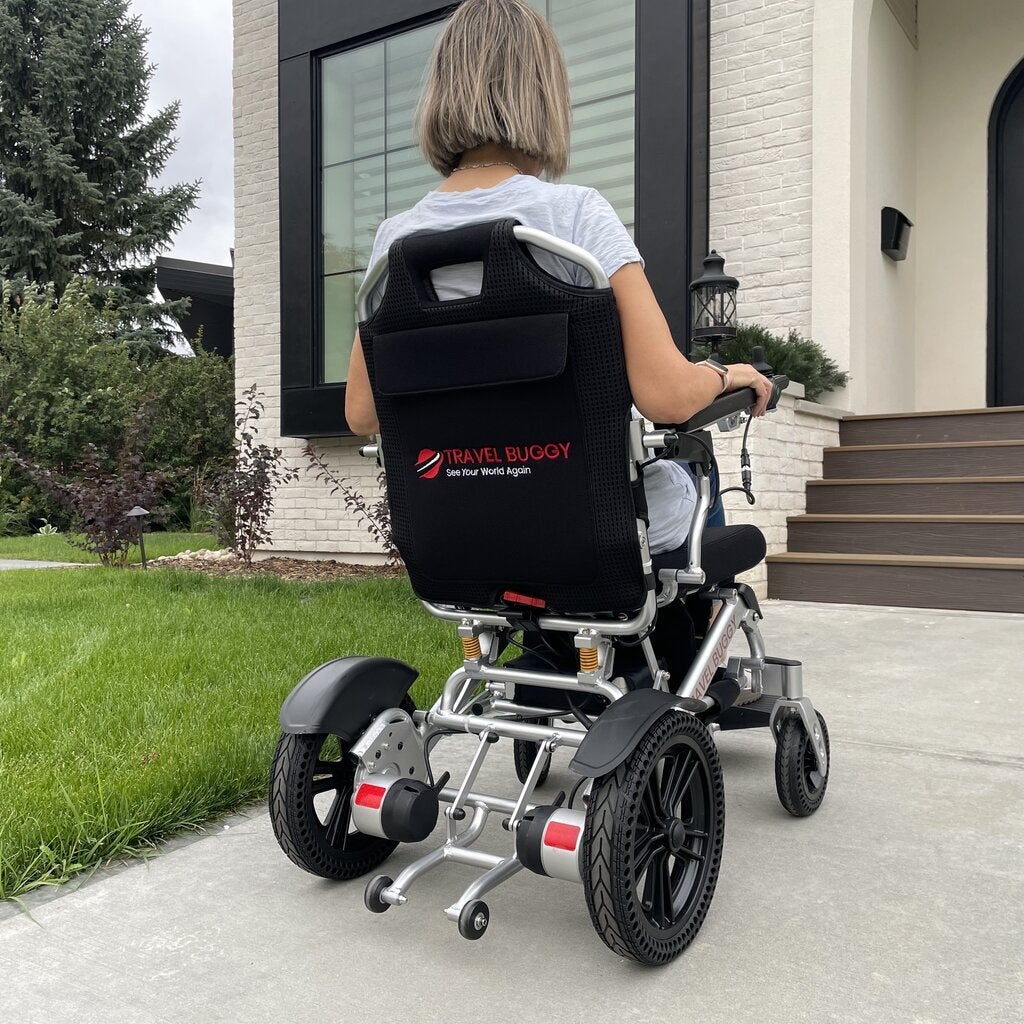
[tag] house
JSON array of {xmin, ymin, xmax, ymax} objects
[
  {"xmin": 232, "ymin": 0, "xmax": 1024, "ymax": 607},
  {"xmin": 156, "ymin": 257, "xmax": 235, "ymax": 359}
]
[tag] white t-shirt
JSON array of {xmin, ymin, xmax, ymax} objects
[{"xmin": 367, "ymin": 175, "xmax": 695, "ymax": 555}]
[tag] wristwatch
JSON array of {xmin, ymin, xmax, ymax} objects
[{"xmin": 697, "ymin": 358, "xmax": 730, "ymax": 394}]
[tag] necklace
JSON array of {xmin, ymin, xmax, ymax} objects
[{"xmin": 449, "ymin": 161, "xmax": 522, "ymax": 175}]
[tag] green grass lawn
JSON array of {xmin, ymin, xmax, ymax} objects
[
  {"xmin": 0, "ymin": 567, "xmax": 453, "ymax": 900},
  {"xmin": 0, "ymin": 531, "xmax": 218, "ymax": 564}
]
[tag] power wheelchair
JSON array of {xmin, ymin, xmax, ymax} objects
[{"xmin": 269, "ymin": 219, "xmax": 830, "ymax": 965}]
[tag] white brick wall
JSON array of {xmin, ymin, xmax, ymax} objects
[
  {"xmin": 233, "ymin": 0, "xmax": 829, "ymax": 571},
  {"xmin": 233, "ymin": 0, "xmax": 391, "ymax": 563},
  {"xmin": 709, "ymin": 0, "xmax": 815, "ymax": 336},
  {"xmin": 713, "ymin": 386, "xmax": 841, "ymax": 596}
]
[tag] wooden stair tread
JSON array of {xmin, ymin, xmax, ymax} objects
[
  {"xmin": 790, "ymin": 514, "xmax": 1024, "ymax": 523},
  {"xmin": 782, "ymin": 408, "xmax": 1024, "ymax": 609},
  {"xmin": 807, "ymin": 476, "xmax": 1024, "ymax": 486},
  {"xmin": 842, "ymin": 406, "xmax": 1024, "ymax": 422},
  {"xmin": 767, "ymin": 552, "xmax": 1024, "ymax": 570},
  {"xmin": 824, "ymin": 439, "xmax": 1024, "ymax": 453}
]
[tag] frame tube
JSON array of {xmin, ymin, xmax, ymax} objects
[{"xmin": 357, "ymin": 225, "xmax": 609, "ymax": 321}]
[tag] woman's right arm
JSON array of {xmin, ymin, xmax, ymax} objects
[{"xmin": 610, "ymin": 262, "xmax": 772, "ymax": 422}]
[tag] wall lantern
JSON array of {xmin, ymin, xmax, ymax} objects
[
  {"xmin": 690, "ymin": 250, "xmax": 739, "ymax": 351},
  {"xmin": 881, "ymin": 206, "xmax": 913, "ymax": 261},
  {"xmin": 126, "ymin": 505, "xmax": 150, "ymax": 569}
]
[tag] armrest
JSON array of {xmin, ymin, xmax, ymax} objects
[{"xmin": 658, "ymin": 375, "xmax": 789, "ymax": 434}]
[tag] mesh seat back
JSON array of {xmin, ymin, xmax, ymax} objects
[{"xmin": 359, "ymin": 219, "xmax": 646, "ymax": 614}]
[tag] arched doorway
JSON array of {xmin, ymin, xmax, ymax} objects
[{"xmin": 989, "ymin": 56, "xmax": 1024, "ymax": 407}]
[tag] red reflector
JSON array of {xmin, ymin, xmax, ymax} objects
[
  {"xmin": 544, "ymin": 821, "xmax": 581, "ymax": 851},
  {"xmin": 355, "ymin": 784, "xmax": 386, "ymax": 810},
  {"xmin": 502, "ymin": 590, "xmax": 546, "ymax": 609}
]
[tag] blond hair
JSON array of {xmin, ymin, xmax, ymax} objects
[{"xmin": 416, "ymin": 0, "xmax": 572, "ymax": 179}]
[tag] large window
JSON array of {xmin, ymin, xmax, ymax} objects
[
  {"xmin": 318, "ymin": 0, "xmax": 636, "ymax": 384},
  {"xmin": 320, "ymin": 23, "xmax": 443, "ymax": 383},
  {"xmin": 279, "ymin": 0, "xmax": 706, "ymax": 437}
]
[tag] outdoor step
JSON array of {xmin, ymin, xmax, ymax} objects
[
  {"xmin": 839, "ymin": 406, "xmax": 1024, "ymax": 446},
  {"xmin": 766, "ymin": 552, "xmax": 1024, "ymax": 613},
  {"xmin": 786, "ymin": 514, "xmax": 1024, "ymax": 558},
  {"xmin": 805, "ymin": 477, "xmax": 1024, "ymax": 515},
  {"xmin": 822, "ymin": 440, "xmax": 1024, "ymax": 479}
]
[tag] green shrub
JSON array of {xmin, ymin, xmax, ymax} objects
[
  {"xmin": 693, "ymin": 323, "xmax": 848, "ymax": 402},
  {"xmin": 0, "ymin": 278, "xmax": 234, "ymax": 526},
  {"xmin": 0, "ymin": 279, "xmax": 136, "ymax": 469},
  {"xmin": 140, "ymin": 338, "xmax": 235, "ymax": 525},
  {"xmin": 0, "ymin": 506, "xmax": 29, "ymax": 537}
]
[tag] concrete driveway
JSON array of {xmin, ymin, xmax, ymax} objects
[{"xmin": 1, "ymin": 601, "xmax": 1022, "ymax": 1023}]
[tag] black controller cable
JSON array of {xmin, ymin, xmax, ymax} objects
[{"xmin": 717, "ymin": 410, "xmax": 756, "ymax": 506}]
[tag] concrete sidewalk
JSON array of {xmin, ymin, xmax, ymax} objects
[
  {"xmin": 2, "ymin": 602, "xmax": 1022, "ymax": 1023},
  {"xmin": 0, "ymin": 559, "xmax": 88, "ymax": 570}
]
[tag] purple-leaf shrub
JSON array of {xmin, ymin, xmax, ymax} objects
[
  {"xmin": 204, "ymin": 386, "xmax": 298, "ymax": 566},
  {"xmin": 303, "ymin": 443, "xmax": 400, "ymax": 567},
  {"xmin": 3, "ymin": 408, "xmax": 171, "ymax": 566}
]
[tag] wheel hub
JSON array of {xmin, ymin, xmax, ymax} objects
[{"xmin": 666, "ymin": 818, "xmax": 689, "ymax": 854}]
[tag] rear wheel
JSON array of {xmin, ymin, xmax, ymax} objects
[
  {"xmin": 582, "ymin": 711, "xmax": 725, "ymax": 965},
  {"xmin": 269, "ymin": 699, "xmax": 416, "ymax": 880}
]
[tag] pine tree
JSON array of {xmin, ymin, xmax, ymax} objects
[{"xmin": 0, "ymin": 0, "xmax": 200, "ymax": 347}]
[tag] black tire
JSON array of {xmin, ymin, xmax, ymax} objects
[
  {"xmin": 582, "ymin": 711, "xmax": 725, "ymax": 966},
  {"xmin": 364, "ymin": 874, "xmax": 393, "ymax": 913},
  {"xmin": 775, "ymin": 710, "xmax": 830, "ymax": 817},
  {"xmin": 513, "ymin": 721, "xmax": 552, "ymax": 786},
  {"xmin": 458, "ymin": 899, "xmax": 490, "ymax": 940},
  {"xmin": 268, "ymin": 698, "xmax": 416, "ymax": 880}
]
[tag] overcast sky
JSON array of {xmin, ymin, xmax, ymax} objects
[{"xmin": 129, "ymin": 0, "xmax": 234, "ymax": 267}]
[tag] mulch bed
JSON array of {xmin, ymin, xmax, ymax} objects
[{"xmin": 150, "ymin": 554, "xmax": 403, "ymax": 583}]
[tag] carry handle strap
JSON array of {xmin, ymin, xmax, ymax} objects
[{"xmin": 393, "ymin": 219, "xmax": 516, "ymax": 307}]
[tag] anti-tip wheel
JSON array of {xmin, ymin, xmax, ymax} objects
[
  {"xmin": 364, "ymin": 874, "xmax": 394, "ymax": 913},
  {"xmin": 775, "ymin": 710, "xmax": 830, "ymax": 817},
  {"xmin": 458, "ymin": 899, "xmax": 490, "ymax": 940}
]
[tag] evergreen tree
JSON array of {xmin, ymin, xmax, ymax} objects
[{"xmin": 0, "ymin": 0, "xmax": 199, "ymax": 347}]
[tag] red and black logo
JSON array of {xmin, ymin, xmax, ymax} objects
[{"xmin": 414, "ymin": 449, "xmax": 443, "ymax": 479}]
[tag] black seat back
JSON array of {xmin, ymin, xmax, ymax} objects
[{"xmin": 359, "ymin": 219, "xmax": 647, "ymax": 615}]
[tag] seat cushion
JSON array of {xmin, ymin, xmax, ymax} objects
[{"xmin": 653, "ymin": 525, "xmax": 766, "ymax": 586}]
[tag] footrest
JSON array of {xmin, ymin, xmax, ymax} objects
[{"xmin": 716, "ymin": 693, "xmax": 780, "ymax": 731}]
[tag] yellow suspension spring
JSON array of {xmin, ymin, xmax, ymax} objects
[
  {"xmin": 461, "ymin": 635, "xmax": 482, "ymax": 660},
  {"xmin": 579, "ymin": 647, "xmax": 599, "ymax": 672}
]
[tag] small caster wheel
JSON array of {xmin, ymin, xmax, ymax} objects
[
  {"xmin": 513, "ymin": 719, "xmax": 552, "ymax": 786},
  {"xmin": 458, "ymin": 899, "xmax": 489, "ymax": 940},
  {"xmin": 364, "ymin": 874, "xmax": 393, "ymax": 913},
  {"xmin": 775, "ymin": 710, "xmax": 830, "ymax": 817}
]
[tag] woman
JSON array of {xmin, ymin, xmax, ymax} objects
[{"xmin": 345, "ymin": 0, "xmax": 773, "ymax": 556}]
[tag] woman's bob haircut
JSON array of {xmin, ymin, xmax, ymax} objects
[{"xmin": 416, "ymin": 0, "xmax": 572, "ymax": 179}]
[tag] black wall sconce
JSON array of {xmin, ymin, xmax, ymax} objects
[{"xmin": 881, "ymin": 206, "xmax": 913, "ymax": 261}]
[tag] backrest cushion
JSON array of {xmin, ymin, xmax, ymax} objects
[{"xmin": 359, "ymin": 219, "xmax": 647, "ymax": 614}]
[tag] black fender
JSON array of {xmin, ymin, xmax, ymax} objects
[
  {"xmin": 568, "ymin": 688, "xmax": 703, "ymax": 778},
  {"xmin": 278, "ymin": 656, "xmax": 419, "ymax": 742}
]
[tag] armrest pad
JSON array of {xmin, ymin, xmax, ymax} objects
[
  {"xmin": 658, "ymin": 375, "xmax": 789, "ymax": 434},
  {"xmin": 658, "ymin": 387, "xmax": 756, "ymax": 434}
]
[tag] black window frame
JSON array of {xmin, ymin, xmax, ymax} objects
[{"xmin": 278, "ymin": 0, "xmax": 708, "ymax": 437}]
